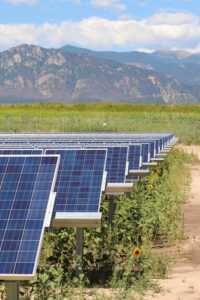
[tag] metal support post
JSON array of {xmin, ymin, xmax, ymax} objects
[
  {"xmin": 108, "ymin": 195, "xmax": 115, "ymax": 228},
  {"xmin": 6, "ymin": 281, "xmax": 19, "ymax": 300},
  {"xmin": 76, "ymin": 227, "xmax": 84, "ymax": 277}
]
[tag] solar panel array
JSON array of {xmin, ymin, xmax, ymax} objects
[
  {"xmin": 0, "ymin": 132, "xmax": 177, "ymax": 280},
  {"xmin": 0, "ymin": 155, "xmax": 59, "ymax": 279}
]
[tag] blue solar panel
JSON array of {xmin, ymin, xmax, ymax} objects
[
  {"xmin": 0, "ymin": 150, "xmax": 42, "ymax": 155},
  {"xmin": 141, "ymin": 143, "xmax": 150, "ymax": 163},
  {"xmin": 0, "ymin": 155, "xmax": 59, "ymax": 279},
  {"xmin": 126, "ymin": 144, "xmax": 141, "ymax": 181},
  {"xmin": 103, "ymin": 147, "xmax": 128, "ymax": 183},
  {"xmin": 85, "ymin": 146, "xmax": 128, "ymax": 183},
  {"xmin": 128, "ymin": 145, "xmax": 141, "ymax": 170},
  {"xmin": 45, "ymin": 149, "xmax": 107, "ymax": 213},
  {"xmin": 146, "ymin": 141, "xmax": 155, "ymax": 159}
]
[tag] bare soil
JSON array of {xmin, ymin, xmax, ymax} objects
[{"xmin": 146, "ymin": 145, "xmax": 200, "ymax": 300}]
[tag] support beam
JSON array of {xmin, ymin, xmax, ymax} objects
[
  {"xmin": 76, "ymin": 228, "xmax": 84, "ymax": 278},
  {"xmin": 155, "ymin": 153, "xmax": 167, "ymax": 158},
  {"xmin": 160, "ymin": 149, "xmax": 170, "ymax": 154},
  {"xmin": 142, "ymin": 162, "xmax": 157, "ymax": 168},
  {"xmin": 150, "ymin": 157, "xmax": 164, "ymax": 162},
  {"xmin": 53, "ymin": 212, "xmax": 102, "ymax": 228},
  {"xmin": 128, "ymin": 169, "xmax": 150, "ymax": 176},
  {"xmin": 108, "ymin": 195, "xmax": 115, "ymax": 228},
  {"xmin": 106, "ymin": 182, "xmax": 133, "ymax": 193},
  {"xmin": 6, "ymin": 281, "xmax": 19, "ymax": 300}
]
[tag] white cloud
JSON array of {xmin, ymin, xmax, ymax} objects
[
  {"xmin": 146, "ymin": 11, "xmax": 198, "ymax": 25},
  {"xmin": 4, "ymin": 0, "xmax": 38, "ymax": 4},
  {"xmin": 90, "ymin": 0, "xmax": 126, "ymax": 10},
  {"xmin": 118, "ymin": 14, "xmax": 133, "ymax": 20},
  {"xmin": 133, "ymin": 0, "xmax": 151, "ymax": 7},
  {"xmin": 1, "ymin": 11, "xmax": 200, "ymax": 52},
  {"xmin": 62, "ymin": 0, "xmax": 81, "ymax": 4},
  {"xmin": 5, "ymin": 0, "xmax": 81, "ymax": 4}
]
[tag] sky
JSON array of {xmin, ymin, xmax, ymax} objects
[{"xmin": 1, "ymin": 0, "xmax": 200, "ymax": 52}]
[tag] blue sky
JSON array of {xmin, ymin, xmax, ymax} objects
[{"xmin": 0, "ymin": 0, "xmax": 200, "ymax": 52}]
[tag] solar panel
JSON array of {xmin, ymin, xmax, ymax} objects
[
  {"xmin": 128, "ymin": 144, "xmax": 142, "ymax": 170},
  {"xmin": 0, "ymin": 150, "xmax": 43, "ymax": 155},
  {"xmin": 0, "ymin": 155, "xmax": 59, "ymax": 280},
  {"xmin": 101, "ymin": 146, "xmax": 128, "ymax": 183},
  {"xmin": 126, "ymin": 144, "xmax": 142, "ymax": 181},
  {"xmin": 141, "ymin": 143, "xmax": 150, "ymax": 163},
  {"xmin": 45, "ymin": 149, "xmax": 107, "ymax": 213},
  {"xmin": 0, "ymin": 133, "xmax": 176, "ymax": 160},
  {"xmin": 84, "ymin": 146, "xmax": 128, "ymax": 184}
]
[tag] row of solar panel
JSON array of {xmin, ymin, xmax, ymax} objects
[{"xmin": 0, "ymin": 133, "xmax": 177, "ymax": 280}]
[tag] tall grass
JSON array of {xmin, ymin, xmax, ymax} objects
[
  {"xmin": 0, "ymin": 103, "xmax": 200, "ymax": 143},
  {"xmin": 1, "ymin": 102, "xmax": 200, "ymax": 120}
]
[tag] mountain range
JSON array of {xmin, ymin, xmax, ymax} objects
[{"xmin": 0, "ymin": 44, "xmax": 200, "ymax": 104}]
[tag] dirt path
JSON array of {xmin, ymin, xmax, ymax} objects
[{"xmin": 146, "ymin": 145, "xmax": 200, "ymax": 300}]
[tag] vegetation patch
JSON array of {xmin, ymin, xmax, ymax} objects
[
  {"xmin": 0, "ymin": 103, "xmax": 200, "ymax": 143},
  {"xmin": 0, "ymin": 148, "xmax": 196, "ymax": 299}
]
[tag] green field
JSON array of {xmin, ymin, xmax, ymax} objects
[
  {"xmin": 1, "ymin": 102, "xmax": 200, "ymax": 119},
  {"xmin": 0, "ymin": 103, "xmax": 200, "ymax": 143},
  {"xmin": 0, "ymin": 103, "xmax": 198, "ymax": 298}
]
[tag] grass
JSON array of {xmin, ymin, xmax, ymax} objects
[
  {"xmin": 0, "ymin": 103, "xmax": 200, "ymax": 143},
  {"xmin": 0, "ymin": 103, "xmax": 200, "ymax": 120}
]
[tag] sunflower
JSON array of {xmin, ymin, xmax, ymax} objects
[
  {"xmin": 135, "ymin": 194, "xmax": 138, "ymax": 199},
  {"xmin": 156, "ymin": 171, "xmax": 160, "ymax": 175},
  {"xmin": 157, "ymin": 163, "xmax": 161, "ymax": 168},
  {"xmin": 149, "ymin": 174, "xmax": 154, "ymax": 179},
  {"xmin": 148, "ymin": 184, "xmax": 153, "ymax": 189},
  {"xmin": 133, "ymin": 248, "xmax": 142, "ymax": 257}
]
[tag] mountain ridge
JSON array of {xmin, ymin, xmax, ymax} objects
[
  {"xmin": 61, "ymin": 45, "xmax": 200, "ymax": 86},
  {"xmin": 0, "ymin": 44, "xmax": 199, "ymax": 104}
]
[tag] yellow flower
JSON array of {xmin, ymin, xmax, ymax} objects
[
  {"xmin": 148, "ymin": 184, "xmax": 153, "ymax": 189},
  {"xmin": 133, "ymin": 248, "xmax": 142, "ymax": 257},
  {"xmin": 149, "ymin": 174, "xmax": 154, "ymax": 179},
  {"xmin": 156, "ymin": 171, "xmax": 160, "ymax": 175},
  {"xmin": 157, "ymin": 163, "xmax": 161, "ymax": 168},
  {"xmin": 135, "ymin": 194, "xmax": 138, "ymax": 199}
]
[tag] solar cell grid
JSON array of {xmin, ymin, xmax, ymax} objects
[
  {"xmin": 126, "ymin": 144, "xmax": 141, "ymax": 181},
  {"xmin": 84, "ymin": 146, "xmax": 128, "ymax": 183},
  {"xmin": 45, "ymin": 149, "xmax": 107, "ymax": 213},
  {"xmin": 0, "ymin": 133, "xmax": 175, "ymax": 158},
  {"xmin": 0, "ymin": 155, "xmax": 59, "ymax": 279},
  {"xmin": 103, "ymin": 146, "xmax": 128, "ymax": 183},
  {"xmin": 128, "ymin": 144, "xmax": 142, "ymax": 169},
  {"xmin": 0, "ymin": 150, "xmax": 42, "ymax": 155},
  {"xmin": 141, "ymin": 143, "xmax": 150, "ymax": 163}
]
